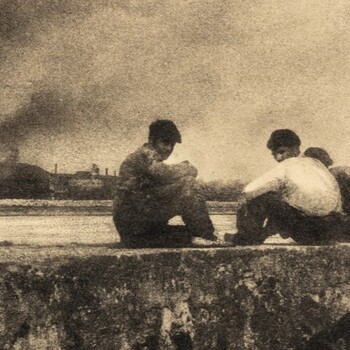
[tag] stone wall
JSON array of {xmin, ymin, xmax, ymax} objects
[{"xmin": 0, "ymin": 245, "xmax": 349, "ymax": 349}]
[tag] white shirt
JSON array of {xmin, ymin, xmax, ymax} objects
[{"xmin": 244, "ymin": 156, "xmax": 342, "ymax": 216}]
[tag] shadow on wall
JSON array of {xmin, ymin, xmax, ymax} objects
[{"xmin": 297, "ymin": 313, "xmax": 350, "ymax": 350}]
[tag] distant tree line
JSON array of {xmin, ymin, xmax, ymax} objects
[
  {"xmin": 57, "ymin": 179, "xmax": 245, "ymax": 201},
  {"xmin": 197, "ymin": 179, "xmax": 245, "ymax": 202},
  {"xmin": 52, "ymin": 178, "xmax": 246, "ymax": 202},
  {"xmin": 0, "ymin": 163, "xmax": 245, "ymax": 201}
]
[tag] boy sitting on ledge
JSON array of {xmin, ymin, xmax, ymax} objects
[
  {"xmin": 226, "ymin": 129, "xmax": 344, "ymax": 245},
  {"xmin": 113, "ymin": 119, "xmax": 219, "ymax": 248}
]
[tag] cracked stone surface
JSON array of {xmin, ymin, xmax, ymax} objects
[{"xmin": 0, "ymin": 244, "xmax": 349, "ymax": 349}]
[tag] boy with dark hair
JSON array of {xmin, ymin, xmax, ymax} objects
[
  {"xmin": 113, "ymin": 119, "xmax": 218, "ymax": 248},
  {"xmin": 226, "ymin": 129, "xmax": 343, "ymax": 245},
  {"xmin": 304, "ymin": 147, "xmax": 333, "ymax": 168}
]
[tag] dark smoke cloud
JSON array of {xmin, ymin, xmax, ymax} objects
[
  {"xmin": 0, "ymin": 0, "xmax": 36, "ymax": 44},
  {"xmin": 0, "ymin": 90, "xmax": 72, "ymax": 160}
]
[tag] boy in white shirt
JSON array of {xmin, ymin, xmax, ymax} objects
[
  {"xmin": 226, "ymin": 129, "xmax": 343, "ymax": 245},
  {"xmin": 304, "ymin": 147, "xmax": 350, "ymax": 216}
]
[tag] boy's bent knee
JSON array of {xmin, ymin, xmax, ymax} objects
[{"xmin": 178, "ymin": 176, "xmax": 201, "ymax": 198}]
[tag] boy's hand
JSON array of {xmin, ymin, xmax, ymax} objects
[{"xmin": 181, "ymin": 161, "xmax": 198, "ymax": 178}]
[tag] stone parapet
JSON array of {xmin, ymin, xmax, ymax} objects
[{"xmin": 0, "ymin": 245, "xmax": 349, "ymax": 349}]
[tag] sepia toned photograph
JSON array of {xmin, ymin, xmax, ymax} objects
[{"xmin": 0, "ymin": 0, "xmax": 349, "ymax": 349}]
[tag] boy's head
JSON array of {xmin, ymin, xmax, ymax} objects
[
  {"xmin": 267, "ymin": 129, "xmax": 301, "ymax": 162},
  {"xmin": 148, "ymin": 119, "xmax": 182, "ymax": 160},
  {"xmin": 304, "ymin": 147, "xmax": 333, "ymax": 168}
]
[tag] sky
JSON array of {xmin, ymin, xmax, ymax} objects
[{"xmin": 0, "ymin": 0, "xmax": 349, "ymax": 181}]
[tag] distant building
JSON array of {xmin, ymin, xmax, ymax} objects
[
  {"xmin": 0, "ymin": 160, "xmax": 118, "ymax": 200},
  {"xmin": 50, "ymin": 164, "xmax": 118, "ymax": 199},
  {"xmin": 73, "ymin": 171, "xmax": 93, "ymax": 180}
]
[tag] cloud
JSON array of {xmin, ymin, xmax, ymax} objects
[
  {"xmin": 0, "ymin": 89, "xmax": 72, "ymax": 157},
  {"xmin": 0, "ymin": 0, "xmax": 349, "ymax": 179}
]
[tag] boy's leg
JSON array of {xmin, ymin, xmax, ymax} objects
[
  {"xmin": 113, "ymin": 195, "xmax": 193, "ymax": 248},
  {"xmin": 336, "ymin": 214, "xmax": 350, "ymax": 242},
  {"xmin": 228, "ymin": 192, "xmax": 342, "ymax": 245},
  {"xmin": 176, "ymin": 178, "xmax": 216, "ymax": 240},
  {"xmin": 152, "ymin": 177, "xmax": 216, "ymax": 241},
  {"xmin": 149, "ymin": 225, "xmax": 192, "ymax": 248},
  {"xmin": 228, "ymin": 196, "xmax": 271, "ymax": 245},
  {"xmin": 113, "ymin": 176, "xmax": 216, "ymax": 247},
  {"xmin": 114, "ymin": 213, "xmax": 191, "ymax": 248},
  {"xmin": 113, "ymin": 208, "xmax": 152, "ymax": 248},
  {"xmin": 227, "ymin": 193, "xmax": 309, "ymax": 245},
  {"xmin": 288, "ymin": 213, "xmax": 342, "ymax": 245}
]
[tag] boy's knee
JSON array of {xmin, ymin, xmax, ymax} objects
[{"xmin": 179, "ymin": 176, "xmax": 200, "ymax": 197}]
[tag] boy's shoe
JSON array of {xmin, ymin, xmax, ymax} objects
[
  {"xmin": 191, "ymin": 236, "xmax": 231, "ymax": 247},
  {"xmin": 223, "ymin": 232, "xmax": 240, "ymax": 243},
  {"xmin": 224, "ymin": 232, "xmax": 264, "ymax": 246},
  {"xmin": 197, "ymin": 232, "xmax": 219, "ymax": 241},
  {"xmin": 223, "ymin": 232, "xmax": 250, "ymax": 245}
]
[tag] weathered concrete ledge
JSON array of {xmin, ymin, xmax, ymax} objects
[{"xmin": 0, "ymin": 244, "xmax": 349, "ymax": 349}]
